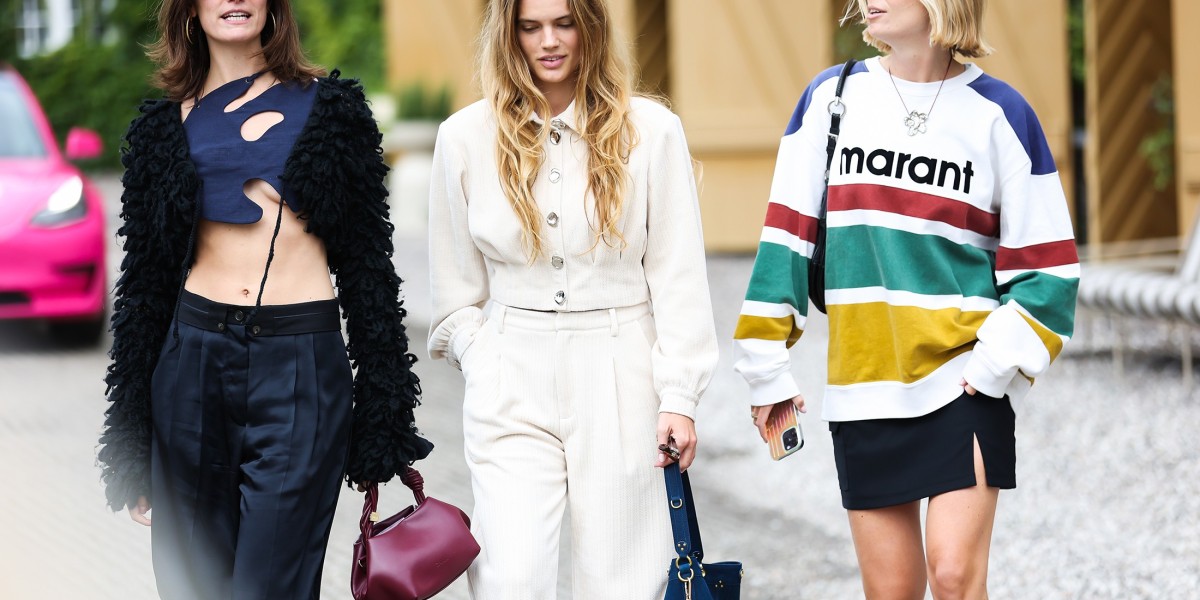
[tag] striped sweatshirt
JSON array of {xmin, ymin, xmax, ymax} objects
[{"xmin": 733, "ymin": 57, "xmax": 1079, "ymax": 421}]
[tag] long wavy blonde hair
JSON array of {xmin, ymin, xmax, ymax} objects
[{"xmin": 478, "ymin": 0, "xmax": 637, "ymax": 259}]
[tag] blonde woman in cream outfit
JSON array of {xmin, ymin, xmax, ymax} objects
[{"xmin": 428, "ymin": 0, "xmax": 717, "ymax": 597}]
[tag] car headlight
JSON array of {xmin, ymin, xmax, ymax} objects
[{"xmin": 31, "ymin": 176, "xmax": 87, "ymax": 227}]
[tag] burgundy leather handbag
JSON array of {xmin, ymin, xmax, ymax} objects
[{"xmin": 351, "ymin": 468, "xmax": 479, "ymax": 600}]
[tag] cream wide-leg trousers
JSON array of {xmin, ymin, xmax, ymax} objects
[{"xmin": 460, "ymin": 302, "xmax": 675, "ymax": 600}]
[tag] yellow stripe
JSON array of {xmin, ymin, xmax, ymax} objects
[
  {"xmin": 1019, "ymin": 312, "xmax": 1064, "ymax": 362},
  {"xmin": 734, "ymin": 314, "xmax": 803, "ymax": 347},
  {"xmin": 826, "ymin": 303, "xmax": 989, "ymax": 385}
]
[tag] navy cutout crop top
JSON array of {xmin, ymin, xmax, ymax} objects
[{"xmin": 183, "ymin": 72, "xmax": 317, "ymax": 224}]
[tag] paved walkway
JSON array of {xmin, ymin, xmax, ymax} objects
[{"xmin": 1, "ymin": 174, "xmax": 1198, "ymax": 598}]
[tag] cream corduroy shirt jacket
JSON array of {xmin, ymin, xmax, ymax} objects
[{"xmin": 427, "ymin": 97, "xmax": 718, "ymax": 419}]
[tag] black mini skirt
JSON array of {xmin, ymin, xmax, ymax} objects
[{"xmin": 829, "ymin": 391, "xmax": 1016, "ymax": 510}]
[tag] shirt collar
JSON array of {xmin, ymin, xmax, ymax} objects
[{"xmin": 530, "ymin": 99, "xmax": 578, "ymax": 132}]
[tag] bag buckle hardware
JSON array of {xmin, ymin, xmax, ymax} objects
[{"xmin": 675, "ymin": 556, "xmax": 695, "ymax": 582}]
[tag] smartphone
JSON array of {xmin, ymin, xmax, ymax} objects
[{"xmin": 764, "ymin": 400, "xmax": 804, "ymax": 461}]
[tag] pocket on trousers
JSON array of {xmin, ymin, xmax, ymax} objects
[
  {"xmin": 457, "ymin": 321, "xmax": 489, "ymax": 373},
  {"xmin": 634, "ymin": 313, "xmax": 657, "ymax": 351}
]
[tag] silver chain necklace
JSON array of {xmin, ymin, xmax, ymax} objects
[{"xmin": 886, "ymin": 57, "xmax": 953, "ymax": 136}]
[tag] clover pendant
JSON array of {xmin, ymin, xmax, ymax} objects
[{"xmin": 904, "ymin": 111, "xmax": 928, "ymax": 136}]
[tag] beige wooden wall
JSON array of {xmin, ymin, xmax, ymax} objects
[
  {"xmin": 1175, "ymin": 0, "xmax": 1200, "ymax": 237},
  {"xmin": 383, "ymin": 0, "xmax": 482, "ymax": 111},
  {"xmin": 669, "ymin": 0, "xmax": 833, "ymax": 250}
]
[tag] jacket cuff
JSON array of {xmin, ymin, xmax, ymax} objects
[
  {"xmin": 747, "ymin": 370, "xmax": 801, "ymax": 407},
  {"xmin": 428, "ymin": 306, "xmax": 485, "ymax": 366},
  {"xmin": 658, "ymin": 393, "xmax": 699, "ymax": 421},
  {"xmin": 447, "ymin": 321, "xmax": 481, "ymax": 371},
  {"xmin": 962, "ymin": 345, "xmax": 1016, "ymax": 399}
]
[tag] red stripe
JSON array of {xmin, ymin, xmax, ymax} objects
[
  {"xmin": 830, "ymin": 183, "xmax": 999, "ymax": 237},
  {"xmin": 997, "ymin": 239, "xmax": 1079, "ymax": 271},
  {"xmin": 764, "ymin": 202, "xmax": 820, "ymax": 243}
]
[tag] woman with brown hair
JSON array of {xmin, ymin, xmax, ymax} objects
[
  {"xmin": 96, "ymin": 1, "xmax": 432, "ymax": 597},
  {"xmin": 428, "ymin": 0, "xmax": 718, "ymax": 597}
]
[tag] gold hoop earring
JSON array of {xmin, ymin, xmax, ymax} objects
[{"xmin": 270, "ymin": 12, "xmax": 277, "ymax": 34}]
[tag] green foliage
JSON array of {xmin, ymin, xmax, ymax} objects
[
  {"xmin": 395, "ymin": 80, "xmax": 452, "ymax": 121},
  {"xmin": 0, "ymin": 0, "xmax": 17, "ymax": 63},
  {"xmin": 1068, "ymin": 0, "xmax": 1085, "ymax": 85},
  {"xmin": 833, "ymin": 22, "xmax": 880, "ymax": 64},
  {"xmin": 13, "ymin": 40, "xmax": 154, "ymax": 168},
  {"xmin": 293, "ymin": 0, "xmax": 384, "ymax": 91},
  {"xmin": 3, "ymin": 0, "xmax": 385, "ymax": 168},
  {"xmin": 1139, "ymin": 75, "xmax": 1175, "ymax": 192},
  {"xmin": 7, "ymin": 0, "xmax": 158, "ymax": 167}
]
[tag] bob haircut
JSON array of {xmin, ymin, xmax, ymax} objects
[
  {"xmin": 148, "ymin": 0, "xmax": 324, "ymax": 102},
  {"xmin": 842, "ymin": 0, "xmax": 994, "ymax": 58}
]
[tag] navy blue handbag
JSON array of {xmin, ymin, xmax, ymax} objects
[{"xmin": 663, "ymin": 463, "xmax": 742, "ymax": 600}]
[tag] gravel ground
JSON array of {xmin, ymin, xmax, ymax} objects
[{"xmin": 1, "ymin": 173, "xmax": 1197, "ymax": 598}]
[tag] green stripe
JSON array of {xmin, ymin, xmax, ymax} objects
[
  {"xmin": 827, "ymin": 226, "xmax": 998, "ymax": 298},
  {"xmin": 744, "ymin": 241, "xmax": 809, "ymax": 313},
  {"xmin": 1001, "ymin": 272, "xmax": 1078, "ymax": 336}
]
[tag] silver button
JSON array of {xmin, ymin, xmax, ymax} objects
[
  {"xmin": 233, "ymin": 310, "xmax": 245, "ymax": 322},
  {"xmin": 551, "ymin": 118, "xmax": 566, "ymax": 129},
  {"xmin": 251, "ymin": 325, "xmax": 261, "ymax": 336},
  {"xmin": 547, "ymin": 212, "xmax": 559, "ymax": 227},
  {"xmin": 549, "ymin": 129, "xmax": 561, "ymax": 145},
  {"xmin": 551, "ymin": 255, "xmax": 564, "ymax": 269},
  {"xmin": 549, "ymin": 168, "xmax": 561, "ymax": 183},
  {"xmin": 554, "ymin": 290, "xmax": 566, "ymax": 305}
]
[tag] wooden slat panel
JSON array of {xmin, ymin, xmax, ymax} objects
[
  {"xmin": 669, "ymin": 0, "xmax": 831, "ymax": 153},
  {"xmin": 1174, "ymin": 0, "xmax": 1200, "ymax": 237},
  {"xmin": 1085, "ymin": 0, "xmax": 1177, "ymax": 246},
  {"xmin": 634, "ymin": 0, "xmax": 669, "ymax": 96}
]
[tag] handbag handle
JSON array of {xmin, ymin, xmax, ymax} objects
[
  {"xmin": 357, "ymin": 467, "xmax": 429, "ymax": 538},
  {"xmin": 820, "ymin": 59, "xmax": 859, "ymax": 213},
  {"xmin": 663, "ymin": 462, "xmax": 705, "ymax": 564}
]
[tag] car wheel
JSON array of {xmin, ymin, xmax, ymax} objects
[{"xmin": 48, "ymin": 312, "xmax": 106, "ymax": 346}]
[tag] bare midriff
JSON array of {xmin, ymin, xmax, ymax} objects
[
  {"xmin": 184, "ymin": 180, "xmax": 335, "ymax": 305},
  {"xmin": 180, "ymin": 79, "xmax": 335, "ymax": 307}
]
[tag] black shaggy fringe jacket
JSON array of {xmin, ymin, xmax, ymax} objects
[{"xmin": 97, "ymin": 73, "xmax": 434, "ymax": 511}]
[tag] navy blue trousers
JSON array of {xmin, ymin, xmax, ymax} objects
[{"xmin": 149, "ymin": 290, "xmax": 352, "ymax": 599}]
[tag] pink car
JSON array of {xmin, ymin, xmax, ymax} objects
[{"xmin": 0, "ymin": 66, "xmax": 107, "ymax": 344}]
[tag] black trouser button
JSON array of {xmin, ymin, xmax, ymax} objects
[
  {"xmin": 233, "ymin": 310, "xmax": 245, "ymax": 322},
  {"xmin": 217, "ymin": 322, "xmax": 226, "ymax": 332},
  {"xmin": 251, "ymin": 325, "xmax": 261, "ymax": 335}
]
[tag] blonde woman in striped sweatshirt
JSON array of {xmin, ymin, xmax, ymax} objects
[
  {"xmin": 428, "ymin": 0, "xmax": 717, "ymax": 597},
  {"xmin": 735, "ymin": 0, "xmax": 1078, "ymax": 598}
]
